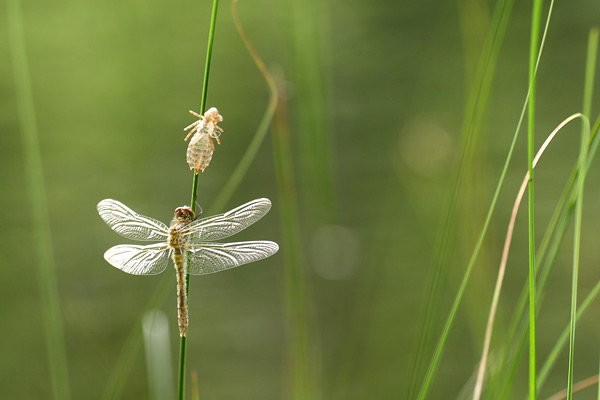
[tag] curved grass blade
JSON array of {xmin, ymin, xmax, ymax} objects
[
  {"xmin": 232, "ymin": 2, "xmax": 316, "ymax": 398},
  {"xmin": 414, "ymin": 1, "xmax": 555, "ymax": 397},
  {"xmin": 408, "ymin": 0, "xmax": 517, "ymax": 396},
  {"xmin": 490, "ymin": 29, "xmax": 599, "ymax": 398},
  {"xmin": 473, "ymin": 113, "xmax": 585, "ymax": 399},
  {"xmin": 209, "ymin": 0, "xmax": 279, "ymax": 215},
  {"xmin": 7, "ymin": 1, "xmax": 71, "ymax": 399}
]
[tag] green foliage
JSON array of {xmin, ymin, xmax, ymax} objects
[
  {"xmin": 4, "ymin": 0, "xmax": 600, "ymax": 399},
  {"xmin": 7, "ymin": 1, "xmax": 70, "ymax": 399}
]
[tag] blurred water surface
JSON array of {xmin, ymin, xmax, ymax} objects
[{"xmin": 2, "ymin": 0, "xmax": 600, "ymax": 399}]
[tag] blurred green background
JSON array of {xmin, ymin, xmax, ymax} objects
[{"xmin": 2, "ymin": 0, "xmax": 600, "ymax": 399}]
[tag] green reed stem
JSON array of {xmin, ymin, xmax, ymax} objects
[
  {"xmin": 474, "ymin": 2, "xmax": 555, "ymax": 396},
  {"xmin": 272, "ymin": 70, "xmax": 312, "ymax": 400},
  {"xmin": 232, "ymin": 3, "xmax": 313, "ymax": 398},
  {"xmin": 178, "ymin": 336, "xmax": 188, "ymax": 400},
  {"xmin": 102, "ymin": 1, "xmax": 277, "ymax": 394},
  {"xmin": 497, "ymin": 175, "xmax": 574, "ymax": 399},
  {"xmin": 210, "ymin": 0, "xmax": 278, "ymax": 215},
  {"xmin": 582, "ymin": 28, "xmax": 599, "ymax": 120},
  {"xmin": 415, "ymin": 1, "xmax": 555, "ymax": 396},
  {"xmin": 539, "ymin": 278, "xmax": 600, "ymax": 391},
  {"xmin": 527, "ymin": 0, "xmax": 543, "ymax": 398},
  {"xmin": 102, "ymin": 275, "xmax": 172, "ymax": 400},
  {"xmin": 7, "ymin": 1, "xmax": 71, "ymax": 399},
  {"xmin": 492, "ymin": 115, "xmax": 600, "ymax": 399},
  {"xmin": 190, "ymin": 0, "xmax": 220, "ymax": 212},
  {"xmin": 289, "ymin": 0, "xmax": 336, "ymax": 224},
  {"xmin": 412, "ymin": 0, "xmax": 549, "ymax": 397},
  {"xmin": 180, "ymin": 1, "xmax": 220, "ymax": 399},
  {"xmin": 566, "ymin": 28, "xmax": 597, "ymax": 400},
  {"xmin": 411, "ymin": 1, "xmax": 516, "ymax": 397}
]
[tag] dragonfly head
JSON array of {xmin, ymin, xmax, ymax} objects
[{"xmin": 174, "ymin": 206, "xmax": 195, "ymax": 222}]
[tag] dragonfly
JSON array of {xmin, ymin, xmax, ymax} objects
[{"xmin": 97, "ymin": 197, "xmax": 279, "ymax": 337}]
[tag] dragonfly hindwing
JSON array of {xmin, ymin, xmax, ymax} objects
[{"xmin": 187, "ymin": 241, "xmax": 279, "ymax": 275}]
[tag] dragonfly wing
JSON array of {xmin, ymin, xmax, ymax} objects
[
  {"xmin": 187, "ymin": 241, "xmax": 279, "ymax": 275},
  {"xmin": 104, "ymin": 243, "xmax": 171, "ymax": 275},
  {"xmin": 97, "ymin": 199, "xmax": 169, "ymax": 241},
  {"xmin": 183, "ymin": 198, "xmax": 272, "ymax": 242}
]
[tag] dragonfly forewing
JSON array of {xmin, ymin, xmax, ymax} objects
[
  {"xmin": 187, "ymin": 241, "xmax": 279, "ymax": 275},
  {"xmin": 105, "ymin": 243, "xmax": 171, "ymax": 275},
  {"xmin": 97, "ymin": 199, "xmax": 170, "ymax": 241},
  {"xmin": 183, "ymin": 198, "xmax": 272, "ymax": 242}
]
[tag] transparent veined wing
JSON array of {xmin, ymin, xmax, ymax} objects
[
  {"xmin": 182, "ymin": 198, "xmax": 272, "ymax": 242},
  {"xmin": 97, "ymin": 199, "xmax": 169, "ymax": 241},
  {"xmin": 187, "ymin": 241, "xmax": 279, "ymax": 275},
  {"xmin": 104, "ymin": 243, "xmax": 171, "ymax": 275}
]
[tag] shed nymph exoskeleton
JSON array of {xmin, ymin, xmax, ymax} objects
[{"xmin": 183, "ymin": 107, "xmax": 224, "ymax": 174}]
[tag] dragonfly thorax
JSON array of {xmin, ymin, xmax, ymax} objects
[{"xmin": 169, "ymin": 206, "xmax": 194, "ymax": 250}]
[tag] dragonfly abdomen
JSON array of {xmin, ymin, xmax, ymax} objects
[
  {"xmin": 173, "ymin": 248, "xmax": 188, "ymax": 337},
  {"xmin": 169, "ymin": 213, "xmax": 194, "ymax": 337}
]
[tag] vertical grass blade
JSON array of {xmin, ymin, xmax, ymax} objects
[
  {"xmin": 177, "ymin": 337, "xmax": 187, "ymax": 400},
  {"xmin": 210, "ymin": 0, "xmax": 279, "ymax": 215},
  {"xmin": 182, "ymin": 1, "xmax": 220, "ymax": 399},
  {"xmin": 492, "ymin": 116, "xmax": 600, "ymax": 399},
  {"xmin": 272, "ymin": 79, "xmax": 314, "ymax": 400},
  {"xmin": 143, "ymin": 310, "xmax": 174, "ymax": 400},
  {"xmin": 414, "ymin": 0, "xmax": 556, "ymax": 396},
  {"xmin": 231, "ymin": 5, "xmax": 314, "ymax": 398},
  {"xmin": 472, "ymin": 111, "xmax": 585, "ymax": 400},
  {"xmin": 539, "ymin": 279, "xmax": 600, "ymax": 391},
  {"xmin": 102, "ymin": 1, "xmax": 279, "ymax": 396},
  {"xmin": 527, "ymin": 0, "xmax": 543, "ymax": 398},
  {"xmin": 288, "ymin": 0, "xmax": 337, "ymax": 224},
  {"xmin": 6, "ymin": 1, "xmax": 71, "ymax": 399},
  {"xmin": 189, "ymin": 1, "xmax": 219, "ymax": 211},
  {"xmin": 191, "ymin": 371, "xmax": 200, "ymax": 400},
  {"xmin": 411, "ymin": 0, "xmax": 517, "ymax": 397},
  {"xmin": 582, "ymin": 28, "xmax": 599, "ymax": 120},
  {"xmin": 102, "ymin": 276, "xmax": 173, "ymax": 400},
  {"xmin": 566, "ymin": 27, "xmax": 598, "ymax": 400}
]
